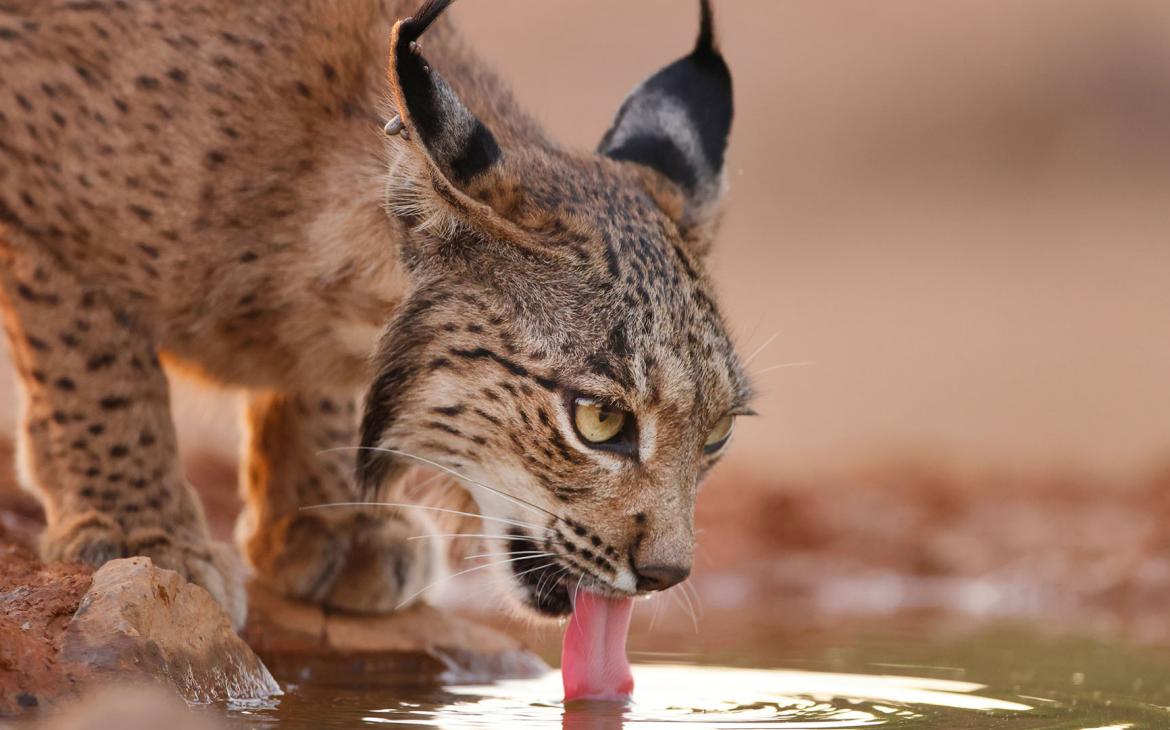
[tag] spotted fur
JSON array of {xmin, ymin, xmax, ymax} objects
[{"xmin": 0, "ymin": 0, "xmax": 748, "ymax": 624}]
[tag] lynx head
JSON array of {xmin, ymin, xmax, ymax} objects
[{"xmin": 358, "ymin": 0, "xmax": 751, "ymax": 616}]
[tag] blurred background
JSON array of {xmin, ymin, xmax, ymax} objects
[
  {"xmin": 2, "ymin": 0, "xmax": 1169, "ymax": 650},
  {"xmin": 458, "ymin": 0, "xmax": 1170, "ymax": 482}
]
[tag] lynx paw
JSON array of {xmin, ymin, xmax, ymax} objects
[
  {"xmin": 41, "ymin": 513, "xmax": 247, "ymax": 628},
  {"xmin": 243, "ymin": 508, "xmax": 443, "ymax": 614},
  {"xmin": 41, "ymin": 510, "xmax": 128, "ymax": 566}
]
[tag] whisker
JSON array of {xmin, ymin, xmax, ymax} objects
[
  {"xmin": 648, "ymin": 591, "xmax": 664, "ymax": 633},
  {"xmin": 299, "ymin": 501, "xmax": 547, "ymax": 531},
  {"xmin": 407, "ymin": 533, "xmax": 519, "ymax": 541},
  {"xmin": 672, "ymin": 583, "xmax": 700, "ymax": 634},
  {"xmin": 737, "ymin": 312, "xmax": 767, "ymax": 364},
  {"xmin": 535, "ymin": 564, "xmax": 570, "ymax": 606},
  {"xmin": 666, "ymin": 589, "xmax": 690, "ymax": 629},
  {"xmin": 535, "ymin": 563, "xmax": 559, "ymax": 598},
  {"xmin": 681, "ymin": 579, "xmax": 705, "ymax": 620},
  {"xmin": 696, "ymin": 543, "xmax": 714, "ymax": 568},
  {"xmin": 751, "ymin": 360, "xmax": 817, "ymax": 377},
  {"xmin": 509, "ymin": 561, "xmax": 562, "ymax": 587},
  {"xmin": 404, "ymin": 467, "xmax": 452, "ymax": 493},
  {"xmin": 566, "ymin": 574, "xmax": 588, "ymax": 642},
  {"xmin": 320, "ymin": 446, "xmax": 562, "ymax": 523},
  {"xmin": 395, "ymin": 555, "xmax": 554, "ymax": 610},
  {"xmin": 463, "ymin": 550, "xmax": 552, "ymax": 560},
  {"xmin": 742, "ymin": 330, "xmax": 783, "ymax": 368}
]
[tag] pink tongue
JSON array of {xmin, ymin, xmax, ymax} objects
[{"xmin": 562, "ymin": 591, "xmax": 635, "ymax": 702}]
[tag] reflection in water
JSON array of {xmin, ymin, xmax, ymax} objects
[
  {"xmin": 367, "ymin": 664, "xmax": 1031, "ymax": 729},
  {"xmin": 218, "ymin": 629, "xmax": 1170, "ymax": 729}
]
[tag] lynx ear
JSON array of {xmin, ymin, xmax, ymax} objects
[
  {"xmin": 599, "ymin": 0, "xmax": 733, "ymax": 250},
  {"xmin": 385, "ymin": 0, "xmax": 504, "ymax": 233}
]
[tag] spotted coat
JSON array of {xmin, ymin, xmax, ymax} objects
[{"xmin": 0, "ymin": 0, "xmax": 748, "ymax": 623}]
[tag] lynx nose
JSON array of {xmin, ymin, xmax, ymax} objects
[{"xmin": 633, "ymin": 563, "xmax": 691, "ymax": 592}]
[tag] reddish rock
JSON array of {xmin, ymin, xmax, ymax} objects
[
  {"xmin": 0, "ymin": 554, "xmax": 278, "ymax": 717},
  {"xmin": 243, "ymin": 581, "xmax": 549, "ymax": 686},
  {"xmin": 57, "ymin": 558, "xmax": 280, "ymax": 703},
  {"xmin": 0, "ymin": 543, "xmax": 93, "ymax": 716}
]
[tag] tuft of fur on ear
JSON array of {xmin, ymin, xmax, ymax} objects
[
  {"xmin": 384, "ymin": 0, "xmax": 506, "ymax": 238},
  {"xmin": 599, "ymin": 0, "xmax": 733, "ymax": 253}
]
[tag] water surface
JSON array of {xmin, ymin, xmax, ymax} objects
[{"xmin": 216, "ymin": 627, "xmax": 1170, "ymax": 729}]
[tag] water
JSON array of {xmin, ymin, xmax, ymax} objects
[{"xmin": 214, "ymin": 627, "xmax": 1170, "ymax": 729}]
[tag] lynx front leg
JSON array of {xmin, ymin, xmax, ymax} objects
[
  {"xmin": 238, "ymin": 391, "xmax": 442, "ymax": 613},
  {"xmin": 0, "ymin": 239, "xmax": 245, "ymax": 626}
]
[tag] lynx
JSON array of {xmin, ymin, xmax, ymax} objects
[{"xmin": 0, "ymin": 0, "xmax": 749, "ymax": 628}]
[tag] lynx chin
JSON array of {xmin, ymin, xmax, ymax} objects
[{"xmin": 0, "ymin": 0, "xmax": 750, "ymax": 628}]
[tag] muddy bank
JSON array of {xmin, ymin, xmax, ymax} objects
[
  {"xmin": 693, "ymin": 464, "xmax": 1170, "ymax": 638},
  {"xmin": 0, "ymin": 542, "xmax": 92, "ymax": 715}
]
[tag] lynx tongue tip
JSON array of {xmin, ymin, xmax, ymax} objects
[{"xmin": 562, "ymin": 590, "xmax": 635, "ymax": 702}]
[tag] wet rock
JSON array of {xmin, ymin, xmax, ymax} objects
[
  {"xmin": 242, "ymin": 581, "xmax": 549, "ymax": 686},
  {"xmin": 58, "ymin": 557, "xmax": 280, "ymax": 703},
  {"xmin": 0, "ymin": 552, "xmax": 278, "ymax": 717}
]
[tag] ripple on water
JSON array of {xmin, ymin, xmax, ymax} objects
[
  {"xmin": 219, "ymin": 628, "xmax": 1170, "ymax": 730},
  {"xmin": 354, "ymin": 664, "xmax": 1033, "ymax": 729}
]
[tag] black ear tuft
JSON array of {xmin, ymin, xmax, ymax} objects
[
  {"xmin": 398, "ymin": 0, "xmax": 456, "ymax": 42},
  {"xmin": 600, "ymin": 0, "xmax": 732, "ymax": 225},
  {"xmin": 696, "ymin": 0, "xmax": 716, "ymax": 57},
  {"xmin": 388, "ymin": 0, "xmax": 501, "ymax": 184}
]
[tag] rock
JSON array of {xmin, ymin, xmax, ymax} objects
[
  {"xmin": 0, "ymin": 553, "xmax": 279, "ymax": 717},
  {"xmin": 242, "ymin": 580, "xmax": 549, "ymax": 686},
  {"xmin": 58, "ymin": 558, "xmax": 280, "ymax": 703},
  {"xmin": 2, "ymin": 537, "xmax": 543, "ymax": 721},
  {"xmin": 0, "ymin": 543, "xmax": 93, "ymax": 717}
]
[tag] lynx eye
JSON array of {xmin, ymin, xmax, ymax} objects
[
  {"xmin": 704, "ymin": 414, "xmax": 735, "ymax": 453},
  {"xmin": 573, "ymin": 399, "xmax": 627, "ymax": 443},
  {"xmin": 568, "ymin": 393, "xmax": 636, "ymax": 456}
]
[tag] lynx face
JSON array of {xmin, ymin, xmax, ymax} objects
[{"xmin": 358, "ymin": 0, "xmax": 747, "ymax": 616}]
